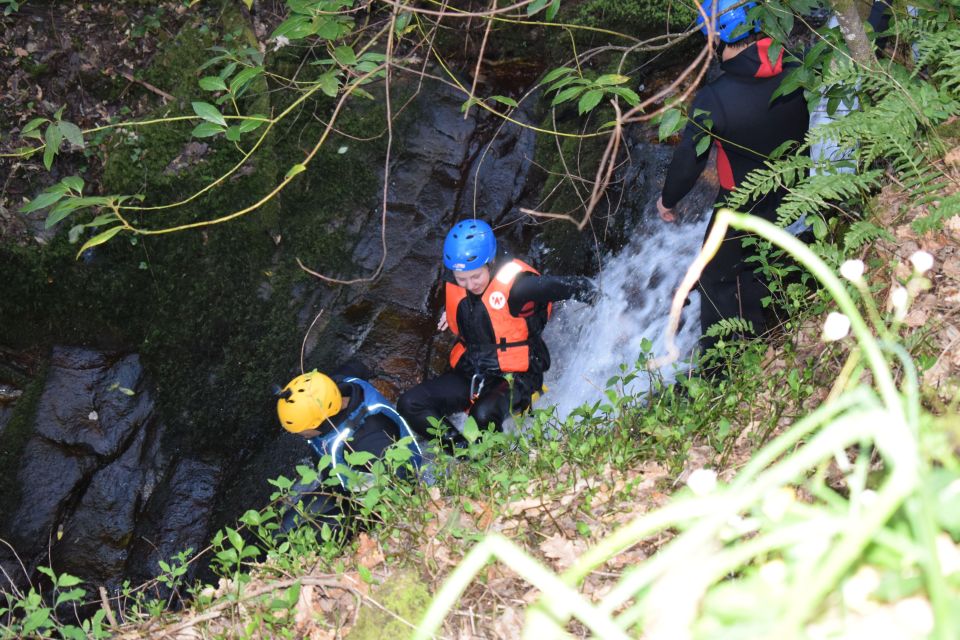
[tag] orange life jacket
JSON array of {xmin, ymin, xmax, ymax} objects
[{"xmin": 445, "ymin": 259, "xmax": 552, "ymax": 373}]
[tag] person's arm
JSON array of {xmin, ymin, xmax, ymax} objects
[
  {"xmin": 508, "ymin": 273, "xmax": 598, "ymax": 315},
  {"xmin": 659, "ymin": 89, "xmax": 719, "ymax": 219}
]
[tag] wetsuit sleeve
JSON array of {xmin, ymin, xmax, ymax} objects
[
  {"xmin": 661, "ymin": 88, "xmax": 720, "ymax": 209},
  {"xmin": 507, "ymin": 273, "xmax": 597, "ymax": 315}
]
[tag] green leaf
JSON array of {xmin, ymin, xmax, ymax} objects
[
  {"xmin": 546, "ymin": 0, "xmax": 561, "ymax": 20},
  {"xmin": 238, "ymin": 117, "xmax": 267, "ymax": 134},
  {"xmin": 76, "ymin": 225, "xmax": 124, "ymax": 258},
  {"xmin": 541, "ymin": 67, "xmax": 572, "ymax": 85},
  {"xmin": 199, "ymin": 76, "xmax": 228, "ymax": 91},
  {"xmin": 609, "ymin": 87, "xmax": 641, "ymax": 106},
  {"xmin": 191, "ymin": 101, "xmax": 227, "ymax": 127},
  {"xmin": 86, "ymin": 212, "xmax": 120, "ymax": 228},
  {"xmin": 271, "ymin": 16, "xmax": 316, "ymax": 41},
  {"xmin": 490, "ymin": 95, "xmax": 518, "ymax": 108},
  {"xmin": 578, "ymin": 89, "xmax": 604, "ymax": 114},
  {"xmin": 395, "ymin": 11, "xmax": 412, "ymax": 35},
  {"xmin": 285, "ymin": 164, "xmax": 307, "ymax": 180},
  {"xmin": 45, "ymin": 201, "xmax": 83, "ymax": 229},
  {"xmin": 191, "ymin": 122, "xmax": 225, "ymax": 138},
  {"xmin": 551, "ymin": 85, "xmax": 583, "ymax": 106},
  {"xmin": 526, "ymin": 0, "xmax": 549, "ymax": 16},
  {"xmin": 62, "ymin": 176, "xmax": 84, "ymax": 193},
  {"xmin": 225, "ymin": 126, "xmax": 242, "ymax": 142},
  {"xmin": 695, "ymin": 134, "xmax": 712, "ymax": 156},
  {"xmin": 43, "ymin": 123, "xmax": 63, "ymax": 170},
  {"xmin": 333, "ymin": 45, "xmax": 357, "ymax": 66},
  {"xmin": 241, "ymin": 0, "xmax": 252, "ymax": 8},
  {"xmin": 317, "ymin": 70, "xmax": 340, "ymax": 97},
  {"xmin": 344, "ymin": 450, "xmax": 376, "ymax": 466},
  {"xmin": 357, "ymin": 565, "xmax": 373, "ymax": 584},
  {"xmin": 595, "ymin": 74, "xmax": 630, "ymax": 86},
  {"xmin": 58, "ymin": 121, "xmax": 84, "ymax": 148},
  {"xmin": 229, "ymin": 66, "xmax": 263, "ymax": 95},
  {"xmin": 658, "ymin": 108, "xmax": 683, "ymax": 140},
  {"xmin": 55, "ymin": 588, "xmax": 86, "ymax": 607},
  {"xmin": 227, "ymin": 527, "xmax": 244, "ymax": 551},
  {"xmin": 315, "ymin": 17, "xmax": 342, "ymax": 40},
  {"xmin": 21, "ymin": 117, "xmax": 48, "ymax": 135},
  {"xmin": 20, "ymin": 189, "xmax": 66, "ymax": 214},
  {"xmin": 462, "ymin": 417, "xmax": 480, "ymax": 442}
]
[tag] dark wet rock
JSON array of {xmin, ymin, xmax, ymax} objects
[
  {"xmin": 124, "ymin": 458, "xmax": 220, "ymax": 587},
  {"xmin": 34, "ymin": 347, "xmax": 152, "ymax": 458},
  {"xmin": 462, "ymin": 99, "xmax": 539, "ymax": 220},
  {"xmin": 51, "ymin": 420, "xmax": 165, "ymax": 587},
  {"xmin": 6, "ymin": 438, "xmax": 97, "ymax": 562}
]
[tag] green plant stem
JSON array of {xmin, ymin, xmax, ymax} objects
[{"xmin": 413, "ymin": 534, "xmax": 629, "ymax": 640}]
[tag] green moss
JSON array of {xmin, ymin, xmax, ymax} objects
[
  {"xmin": 347, "ymin": 569, "xmax": 432, "ymax": 640},
  {"xmin": 569, "ymin": 0, "xmax": 696, "ymax": 35},
  {"xmin": 0, "ymin": 359, "xmax": 49, "ymax": 528}
]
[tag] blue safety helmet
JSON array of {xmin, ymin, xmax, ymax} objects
[
  {"xmin": 697, "ymin": 0, "xmax": 760, "ymax": 44},
  {"xmin": 443, "ymin": 219, "xmax": 497, "ymax": 272}
]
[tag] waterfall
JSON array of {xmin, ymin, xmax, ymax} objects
[{"xmin": 538, "ymin": 213, "xmax": 710, "ymax": 420}]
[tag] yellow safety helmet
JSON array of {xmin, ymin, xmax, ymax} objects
[{"xmin": 276, "ymin": 371, "xmax": 343, "ymax": 434}]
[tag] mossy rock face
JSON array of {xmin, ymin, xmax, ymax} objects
[{"xmin": 347, "ymin": 569, "xmax": 432, "ymax": 640}]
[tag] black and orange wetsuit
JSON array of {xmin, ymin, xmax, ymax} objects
[{"xmin": 398, "ymin": 255, "xmax": 595, "ymax": 440}]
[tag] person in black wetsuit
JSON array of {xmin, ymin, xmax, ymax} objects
[
  {"xmin": 397, "ymin": 219, "xmax": 598, "ymax": 449},
  {"xmin": 656, "ymin": 0, "xmax": 809, "ymax": 365},
  {"xmin": 274, "ymin": 362, "xmax": 422, "ymax": 530}
]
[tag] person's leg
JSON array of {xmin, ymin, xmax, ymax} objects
[
  {"xmin": 469, "ymin": 373, "xmax": 539, "ymax": 431},
  {"xmin": 397, "ymin": 371, "xmax": 471, "ymax": 441},
  {"xmin": 698, "ymin": 212, "xmax": 750, "ymax": 354}
]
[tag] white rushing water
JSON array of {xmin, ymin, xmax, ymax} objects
[{"xmin": 538, "ymin": 213, "xmax": 710, "ymax": 420}]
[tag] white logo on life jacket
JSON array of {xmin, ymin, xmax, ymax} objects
[{"xmin": 488, "ymin": 291, "xmax": 507, "ymax": 310}]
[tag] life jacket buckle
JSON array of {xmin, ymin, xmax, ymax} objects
[{"xmin": 470, "ymin": 373, "xmax": 485, "ymax": 402}]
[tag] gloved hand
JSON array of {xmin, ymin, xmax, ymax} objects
[{"xmin": 574, "ymin": 278, "xmax": 601, "ymax": 306}]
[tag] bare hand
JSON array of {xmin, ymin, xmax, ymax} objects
[
  {"xmin": 656, "ymin": 196, "xmax": 676, "ymax": 223},
  {"xmin": 437, "ymin": 310, "xmax": 448, "ymax": 332}
]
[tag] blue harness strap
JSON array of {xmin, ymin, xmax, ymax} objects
[{"xmin": 307, "ymin": 378, "xmax": 423, "ymax": 490}]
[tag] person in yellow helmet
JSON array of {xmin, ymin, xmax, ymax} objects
[{"xmin": 274, "ymin": 363, "xmax": 422, "ymax": 530}]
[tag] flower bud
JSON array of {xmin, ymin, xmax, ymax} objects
[
  {"xmin": 909, "ymin": 250, "xmax": 934, "ymax": 274},
  {"xmin": 822, "ymin": 312, "xmax": 851, "ymax": 341},
  {"xmin": 840, "ymin": 259, "xmax": 865, "ymax": 282}
]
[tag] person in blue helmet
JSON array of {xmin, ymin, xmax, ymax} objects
[
  {"xmin": 655, "ymin": 0, "xmax": 809, "ymax": 369},
  {"xmin": 397, "ymin": 220, "xmax": 598, "ymax": 449},
  {"xmin": 274, "ymin": 362, "xmax": 423, "ymax": 530}
]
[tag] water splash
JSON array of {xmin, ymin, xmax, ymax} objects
[{"xmin": 539, "ymin": 214, "xmax": 710, "ymax": 419}]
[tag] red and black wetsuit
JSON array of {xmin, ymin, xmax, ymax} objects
[
  {"xmin": 661, "ymin": 38, "xmax": 809, "ymax": 357},
  {"xmin": 398, "ymin": 255, "xmax": 595, "ymax": 440}
]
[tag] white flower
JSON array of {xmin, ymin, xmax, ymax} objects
[
  {"xmin": 337, "ymin": 145, "xmax": 349, "ymax": 155},
  {"xmin": 822, "ymin": 312, "xmax": 851, "ymax": 341},
  {"xmin": 758, "ymin": 560, "xmax": 787, "ymax": 587},
  {"xmin": 88, "ymin": 411, "xmax": 98, "ymax": 421},
  {"xmin": 272, "ymin": 35, "xmax": 290, "ymax": 51},
  {"xmin": 840, "ymin": 259, "xmax": 864, "ymax": 282},
  {"xmin": 909, "ymin": 250, "xmax": 934, "ymax": 274},
  {"xmin": 891, "ymin": 285, "xmax": 909, "ymax": 319},
  {"xmin": 686, "ymin": 468, "xmax": 717, "ymax": 496}
]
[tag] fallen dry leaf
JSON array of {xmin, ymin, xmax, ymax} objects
[
  {"xmin": 539, "ymin": 533, "xmax": 586, "ymax": 571},
  {"xmin": 354, "ymin": 533, "xmax": 385, "ymax": 570}
]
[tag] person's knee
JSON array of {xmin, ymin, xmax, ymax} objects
[{"xmin": 470, "ymin": 400, "xmax": 506, "ymax": 432}]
